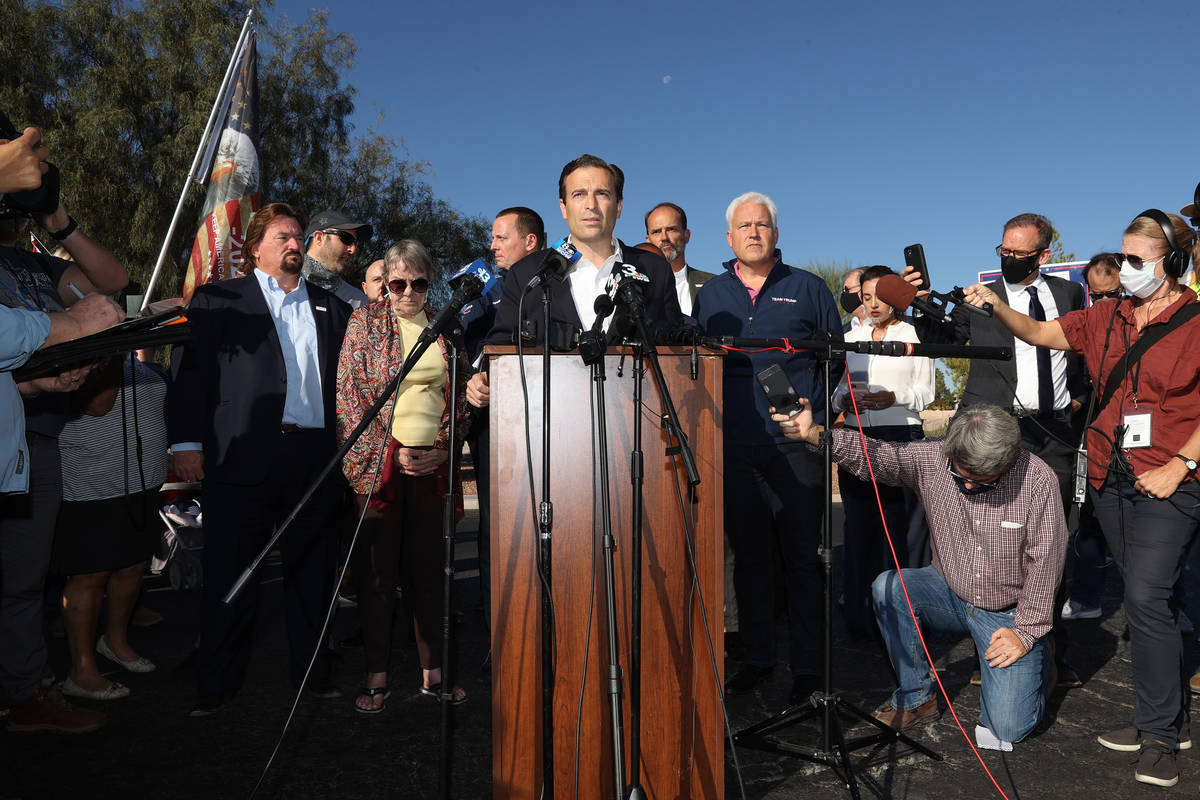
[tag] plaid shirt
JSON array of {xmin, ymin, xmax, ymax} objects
[{"xmin": 831, "ymin": 429, "xmax": 1067, "ymax": 649}]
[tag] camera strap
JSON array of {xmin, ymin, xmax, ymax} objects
[{"xmin": 1097, "ymin": 301, "xmax": 1200, "ymax": 413}]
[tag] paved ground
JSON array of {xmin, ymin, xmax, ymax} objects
[{"xmin": 5, "ymin": 498, "xmax": 1200, "ymax": 799}]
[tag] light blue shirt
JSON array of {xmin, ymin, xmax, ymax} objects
[
  {"xmin": 254, "ymin": 269, "xmax": 325, "ymax": 429},
  {"xmin": 0, "ymin": 306, "xmax": 51, "ymax": 493}
]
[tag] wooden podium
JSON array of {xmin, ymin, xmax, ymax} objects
[{"xmin": 488, "ymin": 346, "xmax": 725, "ymax": 800}]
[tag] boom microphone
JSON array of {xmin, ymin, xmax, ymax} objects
[
  {"xmin": 418, "ymin": 273, "xmax": 485, "ymax": 345},
  {"xmin": 874, "ymin": 273, "xmax": 992, "ymax": 322}
]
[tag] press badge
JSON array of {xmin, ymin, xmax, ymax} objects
[{"xmin": 1122, "ymin": 409, "xmax": 1153, "ymax": 449}]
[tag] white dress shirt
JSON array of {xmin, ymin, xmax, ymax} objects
[
  {"xmin": 674, "ymin": 266, "xmax": 692, "ymax": 316},
  {"xmin": 566, "ymin": 236, "xmax": 622, "ymax": 332},
  {"xmin": 832, "ymin": 318, "xmax": 934, "ymax": 428},
  {"xmin": 1003, "ymin": 275, "xmax": 1069, "ymax": 413}
]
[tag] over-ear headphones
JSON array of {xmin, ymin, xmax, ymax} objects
[{"xmin": 1133, "ymin": 208, "xmax": 1189, "ymax": 278}]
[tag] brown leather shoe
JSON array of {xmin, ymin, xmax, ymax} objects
[
  {"xmin": 874, "ymin": 696, "xmax": 939, "ymax": 730},
  {"xmin": 1189, "ymin": 668, "xmax": 1200, "ymax": 695},
  {"xmin": 7, "ymin": 690, "xmax": 106, "ymax": 734}
]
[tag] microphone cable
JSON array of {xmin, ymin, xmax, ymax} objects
[{"xmin": 842, "ymin": 377, "xmax": 1016, "ymax": 800}]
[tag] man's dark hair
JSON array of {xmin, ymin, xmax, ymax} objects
[
  {"xmin": 496, "ymin": 206, "xmax": 546, "ymax": 249},
  {"xmin": 243, "ymin": 202, "xmax": 306, "ymax": 271},
  {"xmin": 558, "ymin": 154, "xmax": 624, "ymax": 202},
  {"xmin": 858, "ymin": 264, "xmax": 895, "ymax": 285},
  {"xmin": 1081, "ymin": 252, "xmax": 1121, "ymax": 286},
  {"xmin": 644, "ymin": 202, "xmax": 687, "ymax": 233},
  {"xmin": 1003, "ymin": 213, "xmax": 1054, "ymax": 251}
]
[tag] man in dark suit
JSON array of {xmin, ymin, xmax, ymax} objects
[
  {"xmin": 644, "ymin": 202, "xmax": 715, "ymax": 317},
  {"xmin": 480, "ymin": 154, "xmax": 684, "ymax": 351},
  {"xmin": 168, "ymin": 202, "xmax": 352, "ymax": 716},
  {"xmin": 909, "ymin": 212, "xmax": 1086, "ymax": 685}
]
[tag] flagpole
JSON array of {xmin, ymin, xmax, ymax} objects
[{"xmin": 140, "ymin": 8, "xmax": 254, "ymax": 313}]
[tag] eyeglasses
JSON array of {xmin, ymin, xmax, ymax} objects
[
  {"xmin": 1088, "ymin": 289, "xmax": 1124, "ymax": 303},
  {"xmin": 322, "ymin": 229, "xmax": 358, "ymax": 246},
  {"xmin": 1118, "ymin": 253, "xmax": 1165, "ymax": 271},
  {"xmin": 995, "ymin": 245, "xmax": 1046, "ymax": 259},
  {"xmin": 387, "ymin": 278, "xmax": 430, "ymax": 295},
  {"xmin": 946, "ymin": 461, "xmax": 999, "ymax": 490}
]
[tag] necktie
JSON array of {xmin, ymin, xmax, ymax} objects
[{"xmin": 1026, "ymin": 286, "xmax": 1054, "ymax": 414}]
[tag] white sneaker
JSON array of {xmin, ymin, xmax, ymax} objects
[{"xmin": 1061, "ymin": 599, "xmax": 1101, "ymax": 620}]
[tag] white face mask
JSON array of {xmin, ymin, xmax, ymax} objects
[{"xmin": 1119, "ymin": 256, "xmax": 1166, "ymax": 299}]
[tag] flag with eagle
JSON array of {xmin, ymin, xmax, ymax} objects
[{"xmin": 182, "ymin": 33, "xmax": 260, "ymax": 301}]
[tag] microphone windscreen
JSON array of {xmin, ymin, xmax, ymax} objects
[{"xmin": 874, "ymin": 273, "xmax": 918, "ymax": 312}]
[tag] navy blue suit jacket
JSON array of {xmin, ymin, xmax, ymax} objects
[{"xmin": 167, "ymin": 274, "xmax": 351, "ymax": 485}]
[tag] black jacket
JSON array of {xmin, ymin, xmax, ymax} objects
[{"xmin": 485, "ymin": 241, "xmax": 684, "ymax": 349}]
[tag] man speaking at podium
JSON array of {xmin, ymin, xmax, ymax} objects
[{"xmin": 480, "ymin": 154, "xmax": 683, "ymax": 353}]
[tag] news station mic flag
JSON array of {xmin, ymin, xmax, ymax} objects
[{"xmin": 182, "ymin": 33, "xmax": 260, "ymax": 302}]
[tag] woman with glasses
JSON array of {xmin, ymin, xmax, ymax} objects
[
  {"xmin": 335, "ymin": 239, "xmax": 471, "ymax": 713},
  {"xmin": 963, "ymin": 210, "xmax": 1200, "ymax": 789},
  {"xmin": 831, "ymin": 265, "xmax": 934, "ymax": 638}
]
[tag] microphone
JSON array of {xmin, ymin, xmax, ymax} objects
[
  {"xmin": 608, "ymin": 262, "xmax": 652, "ymax": 341},
  {"xmin": 578, "ymin": 294, "xmax": 615, "ymax": 365},
  {"xmin": 527, "ymin": 237, "xmax": 580, "ymax": 289},
  {"xmin": 447, "ymin": 257, "xmax": 497, "ymax": 294},
  {"xmin": 417, "ymin": 274, "xmax": 485, "ymax": 345},
  {"xmin": 874, "ymin": 273, "xmax": 992, "ymax": 322}
]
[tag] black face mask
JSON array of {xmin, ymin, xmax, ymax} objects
[
  {"xmin": 1000, "ymin": 254, "xmax": 1040, "ymax": 284},
  {"xmin": 840, "ymin": 289, "xmax": 861, "ymax": 315},
  {"xmin": 951, "ymin": 473, "xmax": 995, "ymax": 496}
]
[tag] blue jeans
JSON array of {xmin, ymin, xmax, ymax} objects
[{"xmin": 872, "ymin": 566, "xmax": 1051, "ymax": 743}]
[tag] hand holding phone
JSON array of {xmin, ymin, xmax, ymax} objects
[{"xmin": 756, "ymin": 364, "xmax": 803, "ymax": 418}]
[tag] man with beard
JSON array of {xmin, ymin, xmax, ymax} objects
[
  {"xmin": 644, "ymin": 202, "xmax": 714, "ymax": 317},
  {"xmin": 303, "ymin": 209, "xmax": 372, "ymax": 308},
  {"xmin": 168, "ymin": 202, "xmax": 352, "ymax": 716}
]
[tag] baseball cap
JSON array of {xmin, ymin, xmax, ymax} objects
[{"xmin": 305, "ymin": 209, "xmax": 373, "ymax": 243}]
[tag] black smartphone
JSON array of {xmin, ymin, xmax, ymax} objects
[
  {"xmin": 756, "ymin": 364, "xmax": 803, "ymax": 418},
  {"xmin": 904, "ymin": 243, "xmax": 930, "ymax": 291}
]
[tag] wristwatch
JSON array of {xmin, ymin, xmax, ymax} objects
[{"xmin": 1175, "ymin": 454, "xmax": 1198, "ymax": 472}]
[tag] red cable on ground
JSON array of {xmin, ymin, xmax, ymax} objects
[{"xmin": 843, "ymin": 377, "xmax": 1012, "ymax": 800}]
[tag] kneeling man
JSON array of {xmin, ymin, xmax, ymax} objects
[{"xmin": 774, "ymin": 402, "xmax": 1066, "ymax": 745}]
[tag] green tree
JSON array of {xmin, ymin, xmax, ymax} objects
[
  {"xmin": 801, "ymin": 258, "xmax": 862, "ymax": 321},
  {"xmin": 1049, "ymin": 227, "xmax": 1075, "ymax": 264},
  {"xmin": 0, "ymin": 0, "xmax": 489, "ymax": 301}
]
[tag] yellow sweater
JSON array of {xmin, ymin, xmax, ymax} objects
[{"xmin": 390, "ymin": 311, "xmax": 447, "ymax": 446}]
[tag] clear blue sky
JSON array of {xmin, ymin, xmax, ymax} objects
[{"xmin": 272, "ymin": 0, "xmax": 1200, "ymax": 290}]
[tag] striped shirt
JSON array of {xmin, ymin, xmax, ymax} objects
[
  {"xmin": 59, "ymin": 357, "xmax": 168, "ymax": 502},
  {"xmin": 831, "ymin": 429, "xmax": 1067, "ymax": 649}
]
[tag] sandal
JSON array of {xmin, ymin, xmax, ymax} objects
[
  {"xmin": 420, "ymin": 682, "xmax": 467, "ymax": 706},
  {"xmin": 354, "ymin": 685, "xmax": 390, "ymax": 714}
]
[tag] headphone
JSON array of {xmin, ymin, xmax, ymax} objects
[{"xmin": 1133, "ymin": 208, "xmax": 1189, "ymax": 278}]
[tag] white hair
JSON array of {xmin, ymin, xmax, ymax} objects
[{"xmin": 725, "ymin": 192, "xmax": 778, "ymax": 230}]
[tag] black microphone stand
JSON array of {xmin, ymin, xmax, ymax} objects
[
  {"xmin": 537, "ymin": 272, "xmax": 557, "ymax": 798},
  {"xmin": 617, "ymin": 290, "xmax": 701, "ymax": 800},
  {"xmin": 578, "ymin": 301, "xmax": 628, "ymax": 793},
  {"xmin": 717, "ymin": 333, "xmax": 1012, "ymax": 799},
  {"xmin": 437, "ymin": 336, "xmax": 462, "ymax": 800}
]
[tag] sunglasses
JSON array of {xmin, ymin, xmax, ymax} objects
[
  {"xmin": 387, "ymin": 277, "xmax": 430, "ymax": 295},
  {"xmin": 946, "ymin": 461, "xmax": 998, "ymax": 490},
  {"xmin": 1118, "ymin": 253, "xmax": 1165, "ymax": 271},
  {"xmin": 1088, "ymin": 289, "xmax": 1124, "ymax": 303},
  {"xmin": 322, "ymin": 229, "xmax": 358, "ymax": 246}
]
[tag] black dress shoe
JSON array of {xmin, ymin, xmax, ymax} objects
[
  {"xmin": 725, "ymin": 665, "xmax": 773, "ymax": 695},
  {"xmin": 188, "ymin": 696, "xmax": 226, "ymax": 717},
  {"xmin": 789, "ymin": 674, "xmax": 821, "ymax": 706},
  {"xmin": 304, "ymin": 680, "xmax": 344, "ymax": 699}
]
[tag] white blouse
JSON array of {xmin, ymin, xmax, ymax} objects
[{"xmin": 832, "ymin": 318, "xmax": 934, "ymax": 428}]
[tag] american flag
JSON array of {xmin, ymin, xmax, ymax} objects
[{"xmin": 182, "ymin": 33, "xmax": 259, "ymax": 302}]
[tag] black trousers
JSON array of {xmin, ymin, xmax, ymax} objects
[
  {"xmin": 838, "ymin": 423, "xmax": 926, "ymax": 639},
  {"xmin": 1017, "ymin": 413, "xmax": 1079, "ymax": 664},
  {"xmin": 1092, "ymin": 476, "xmax": 1200, "ymax": 747},
  {"xmin": 725, "ymin": 441, "xmax": 823, "ymax": 676},
  {"xmin": 197, "ymin": 430, "xmax": 338, "ymax": 700}
]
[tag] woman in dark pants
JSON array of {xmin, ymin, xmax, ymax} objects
[
  {"xmin": 336, "ymin": 239, "xmax": 470, "ymax": 713},
  {"xmin": 963, "ymin": 210, "xmax": 1200, "ymax": 789}
]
